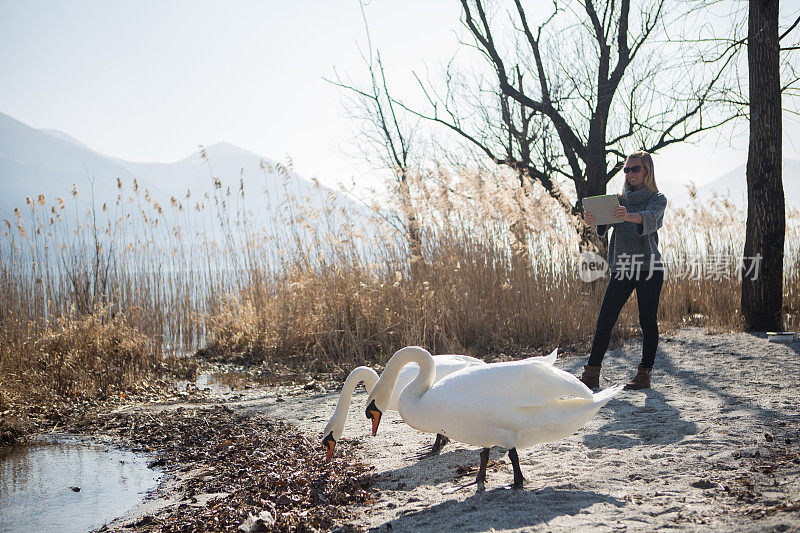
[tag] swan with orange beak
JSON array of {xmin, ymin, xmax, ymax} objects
[
  {"xmin": 365, "ymin": 346, "xmax": 621, "ymax": 489},
  {"xmin": 322, "ymin": 354, "xmax": 485, "ymax": 460}
]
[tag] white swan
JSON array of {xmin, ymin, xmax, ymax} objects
[
  {"xmin": 322, "ymin": 353, "xmax": 489, "ymax": 460},
  {"xmin": 322, "ymin": 366, "xmax": 379, "ymax": 460},
  {"xmin": 365, "ymin": 346, "xmax": 622, "ymax": 488},
  {"xmin": 322, "ymin": 350, "xmax": 558, "ymax": 459}
]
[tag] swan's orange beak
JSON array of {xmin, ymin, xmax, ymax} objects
[
  {"xmin": 365, "ymin": 399, "xmax": 382, "ymax": 436},
  {"xmin": 322, "ymin": 432, "xmax": 336, "ymax": 461},
  {"xmin": 370, "ymin": 410, "xmax": 381, "ymax": 436}
]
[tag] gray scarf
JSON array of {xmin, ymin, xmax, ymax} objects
[{"xmin": 623, "ymin": 184, "xmax": 655, "ymax": 205}]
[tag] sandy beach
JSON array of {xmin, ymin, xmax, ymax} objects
[
  {"xmin": 89, "ymin": 325, "xmax": 800, "ymax": 532},
  {"xmin": 266, "ymin": 326, "xmax": 800, "ymax": 532}
]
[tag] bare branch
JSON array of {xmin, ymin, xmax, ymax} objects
[{"xmin": 780, "ymin": 14, "xmax": 800, "ymax": 42}]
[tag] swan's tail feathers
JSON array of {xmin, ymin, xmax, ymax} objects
[
  {"xmin": 540, "ymin": 348, "xmax": 557, "ymax": 365},
  {"xmin": 519, "ymin": 348, "xmax": 557, "ymax": 365},
  {"xmin": 591, "ymin": 384, "xmax": 624, "ymax": 406}
]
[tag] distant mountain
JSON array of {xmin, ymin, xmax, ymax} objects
[
  {"xmin": 0, "ymin": 112, "xmax": 367, "ymax": 233},
  {"xmin": 37, "ymin": 129, "xmax": 97, "ymax": 152},
  {"xmin": 119, "ymin": 141, "xmax": 335, "ymax": 214},
  {"xmin": 665, "ymin": 159, "xmax": 800, "ymax": 212},
  {"xmin": 0, "ymin": 111, "xmax": 158, "ymax": 221}
]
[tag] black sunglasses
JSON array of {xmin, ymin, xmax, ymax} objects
[{"xmin": 623, "ymin": 165, "xmax": 642, "ymax": 174}]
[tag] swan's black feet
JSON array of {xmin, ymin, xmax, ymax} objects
[
  {"xmin": 504, "ymin": 478, "xmax": 525, "ymax": 490},
  {"xmin": 476, "ymin": 447, "xmax": 490, "ymax": 491},
  {"xmin": 431, "ymin": 434, "xmax": 450, "ymax": 454},
  {"xmin": 413, "ymin": 434, "xmax": 450, "ymax": 459},
  {"xmin": 506, "ymin": 448, "xmax": 525, "ymax": 490},
  {"xmin": 476, "ymin": 447, "xmax": 490, "ymax": 482}
]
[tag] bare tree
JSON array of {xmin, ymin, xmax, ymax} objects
[
  {"xmin": 400, "ymin": 0, "xmax": 741, "ymax": 253},
  {"xmin": 403, "ymin": 49, "xmax": 607, "ymax": 256},
  {"xmin": 690, "ymin": 1, "xmax": 800, "ymax": 330},
  {"xmin": 684, "ymin": 2, "xmax": 800, "ymax": 117},
  {"xmin": 742, "ymin": 0, "xmax": 786, "ymax": 330},
  {"xmin": 401, "ymin": 59, "xmax": 581, "ymax": 263},
  {"xmin": 326, "ymin": 8, "xmax": 423, "ymax": 270}
]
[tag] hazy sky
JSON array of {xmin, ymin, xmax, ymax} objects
[{"xmin": 1, "ymin": 0, "xmax": 798, "ymax": 193}]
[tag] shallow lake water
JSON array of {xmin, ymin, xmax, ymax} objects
[{"xmin": 0, "ymin": 442, "xmax": 160, "ymax": 533}]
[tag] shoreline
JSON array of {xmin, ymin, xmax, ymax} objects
[{"xmin": 4, "ymin": 325, "xmax": 800, "ymax": 531}]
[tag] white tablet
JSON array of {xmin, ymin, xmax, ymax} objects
[{"xmin": 582, "ymin": 194, "xmax": 620, "ymax": 225}]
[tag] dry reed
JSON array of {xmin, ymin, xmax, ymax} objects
[{"xmin": 2, "ymin": 159, "xmax": 798, "ymax": 416}]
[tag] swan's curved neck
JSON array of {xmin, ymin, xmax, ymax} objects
[
  {"xmin": 385, "ymin": 346, "xmax": 435, "ymax": 400},
  {"xmin": 330, "ymin": 367, "xmax": 379, "ymax": 435}
]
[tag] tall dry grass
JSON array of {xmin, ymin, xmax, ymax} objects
[
  {"xmin": 201, "ymin": 170, "xmax": 800, "ymax": 370},
  {"xmin": 2, "ymin": 159, "xmax": 799, "ymax": 416}
]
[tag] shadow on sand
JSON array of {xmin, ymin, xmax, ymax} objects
[
  {"xmin": 562, "ymin": 351, "xmax": 699, "ymax": 449},
  {"xmin": 656, "ymin": 333, "xmax": 800, "ymax": 426},
  {"xmin": 565, "ymin": 329, "xmax": 800, "ymax": 445},
  {"xmin": 372, "ymin": 484, "xmax": 624, "ymax": 532},
  {"xmin": 371, "ymin": 447, "xmax": 487, "ymax": 490},
  {"xmin": 582, "ymin": 389, "xmax": 699, "ymax": 449}
]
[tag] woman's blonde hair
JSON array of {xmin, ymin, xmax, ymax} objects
[{"xmin": 621, "ymin": 150, "xmax": 659, "ymax": 194}]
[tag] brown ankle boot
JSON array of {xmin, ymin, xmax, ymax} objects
[
  {"xmin": 624, "ymin": 365, "xmax": 652, "ymax": 390},
  {"xmin": 580, "ymin": 365, "xmax": 601, "ymax": 389}
]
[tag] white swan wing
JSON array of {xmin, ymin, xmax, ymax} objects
[
  {"xmin": 432, "ymin": 354, "xmax": 486, "ymax": 376},
  {"xmin": 428, "ymin": 359, "xmax": 592, "ymax": 411},
  {"xmin": 393, "ymin": 350, "xmax": 616, "ymax": 450},
  {"xmin": 434, "ymin": 353, "xmax": 485, "ymax": 366},
  {"xmin": 407, "ymin": 362, "xmax": 603, "ymax": 448}
]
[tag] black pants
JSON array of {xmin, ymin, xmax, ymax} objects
[{"xmin": 588, "ymin": 269, "xmax": 664, "ymax": 368}]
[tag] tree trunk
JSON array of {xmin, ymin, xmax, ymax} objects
[
  {"xmin": 742, "ymin": 0, "xmax": 784, "ymax": 331},
  {"xmin": 577, "ymin": 174, "xmax": 610, "ymax": 258}
]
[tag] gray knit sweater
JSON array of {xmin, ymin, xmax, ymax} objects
[{"xmin": 596, "ymin": 185, "xmax": 667, "ymax": 275}]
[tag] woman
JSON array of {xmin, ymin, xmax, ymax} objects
[{"xmin": 581, "ymin": 151, "xmax": 667, "ymax": 390}]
